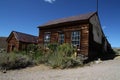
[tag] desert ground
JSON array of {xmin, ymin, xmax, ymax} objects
[{"xmin": 0, "ymin": 57, "xmax": 120, "ymax": 80}]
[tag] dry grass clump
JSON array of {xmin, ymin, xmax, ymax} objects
[{"xmin": 0, "ymin": 43, "xmax": 85, "ymax": 70}]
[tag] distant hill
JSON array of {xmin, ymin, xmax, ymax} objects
[
  {"xmin": 113, "ymin": 48, "xmax": 120, "ymax": 55},
  {"xmin": 0, "ymin": 37, "xmax": 7, "ymax": 49}
]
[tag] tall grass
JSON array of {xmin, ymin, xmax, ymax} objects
[{"xmin": 0, "ymin": 43, "xmax": 85, "ymax": 70}]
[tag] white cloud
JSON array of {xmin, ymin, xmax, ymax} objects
[
  {"xmin": 44, "ymin": 0, "xmax": 56, "ymax": 4},
  {"xmin": 102, "ymin": 26, "xmax": 107, "ymax": 30}
]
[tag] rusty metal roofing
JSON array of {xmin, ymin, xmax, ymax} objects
[
  {"xmin": 7, "ymin": 31, "xmax": 38, "ymax": 43},
  {"xmin": 38, "ymin": 12, "xmax": 96, "ymax": 28}
]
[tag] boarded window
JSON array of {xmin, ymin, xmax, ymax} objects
[
  {"xmin": 44, "ymin": 32, "xmax": 51, "ymax": 47},
  {"xmin": 59, "ymin": 33, "xmax": 64, "ymax": 44},
  {"xmin": 71, "ymin": 31, "xmax": 80, "ymax": 46}
]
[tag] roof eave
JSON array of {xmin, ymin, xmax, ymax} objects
[
  {"xmin": 38, "ymin": 19, "xmax": 89, "ymax": 29},
  {"xmin": 38, "ymin": 12, "xmax": 97, "ymax": 29},
  {"xmin": 6, "ymin": 31, "xmax": 17, "ymax": 42}
]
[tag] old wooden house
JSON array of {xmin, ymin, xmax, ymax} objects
[
  {"xmin": 7, "ymin": 31, "xmax": 38, "ymax": 52},
  {"xmin": 38, "ymin": 12, "xmax": 112, "ymax": 59}
]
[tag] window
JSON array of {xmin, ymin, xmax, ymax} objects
[
  {"xmin": 59, "ymin": 33, "xmax": 64, "ymax": 44},
  {"xmin": 12, "ymin": 45, "xmax": 15, "ymax": 51},
  {"xmin": 71, "ymin": 31, "xmax": 80, "ymax": 46},
  {"xmin": 44, "ymin": 32, "xmax": 50, "ymax": 47}
]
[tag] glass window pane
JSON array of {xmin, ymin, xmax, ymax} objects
[
  {"xmin": 71, "ymin": 31, "xmax": 80, "ymax": 46},
  {"xmin": 59, "ymin": 33, "xmax": 64, "ymax": 44},
  {"xmin": 44, "ymin": 32, "xmax": 50, "ymax": 46}
]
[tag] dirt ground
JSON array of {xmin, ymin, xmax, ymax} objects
[{"xmin": 0, "ymin": 57, "xmax": 120, "ymax": 80}]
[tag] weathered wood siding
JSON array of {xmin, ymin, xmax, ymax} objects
[
  {"xmin": 38, "ymin": 13, "xmax": 113, "ymax": 59},
  {"xmin": 89, "ymin": 14, "xmax": 103, "ymax": 44},
  {"xmin": 38, "ymin": 29, "xmax": 44, "ymax": 44},
  {"xmin": 80, "ymin": 24, "xmax": 89, "ymax": 56},
  {"xmin": 88, "ymin": 26, "xmax": 103, "ymax": 59},
  {"xmin": 7, "ymin": 34, "xmax": 35, "ymax": 52},
  {"xmin": 39, "ymin": 23, "xmax": 89, "ymax": 56},
  {"xmin": 7, "ymin": 34, "xmax": 19, "ymax": 52},
  {"xmin": 64, "ymin": 31, "xmax": 71, "ymax": 43},
  {"xmin": 51, "ymin": 31, "xmax": 58, "ymax": 43},
  {"xmin": 88, "ymin": 14, "xmax": 104, "ymax": 59},
  {"xmin": 19, "ymin": 42, "xmax": 29, "ymax": 51},
  {"xmin": 88, "ymin": 14, "xmax": 113, "ymax": 59}
]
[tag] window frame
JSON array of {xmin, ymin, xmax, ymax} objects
[
  {"xmin": 44, "ymin": 32, "xmax": 51, "ymax": 47},
  {"xmin": 58, "ymin": 32, "xmax": 64, "ymax": 44},
  {"xmin": 71, "ymin": 31, "xmax": 80, "ymax": 46}
]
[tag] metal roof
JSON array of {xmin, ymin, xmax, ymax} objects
[
  {"xmin": 7, "ymin": 31, "xmax": 38, "ymax": 43},
  {"xmin": 38, "ymin": 12, "xmax": 96, "ymax": 28}
]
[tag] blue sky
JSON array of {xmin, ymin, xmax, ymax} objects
[{"xmin": 0, "ymin": 0, "xmax": 120, "ymax": 47}]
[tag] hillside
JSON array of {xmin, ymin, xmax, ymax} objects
[
  {"xmin": 0, "ymin": 37, "xmax": 7, "ymax": 49},
  {"xmin": 113, "ymin": 48, "xmax": 120, "ymax": 55}
]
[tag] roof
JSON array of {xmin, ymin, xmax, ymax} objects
[
  {"xmin": 7, "ymin": 31, "xmax": 38, "ymax": 43},
  {"xmin": 38, "ymin": 12, "xmax": 97, "ymax": 28}
]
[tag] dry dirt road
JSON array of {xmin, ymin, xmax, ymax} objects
[{"xmin": 0, "ymin": 57, "xmax": 120, "ymax": 80}]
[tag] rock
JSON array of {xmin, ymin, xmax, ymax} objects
[
  {"xmin": 1, "ymin": 69, "xmax": 7, "ymax": 73},
  {"xmin": 94, "ymin": 58, "xmax": 102, "ymax": 64},
  {"xmin": 2, "ymin": 70, "xmax": 7, "ymax": 73}
]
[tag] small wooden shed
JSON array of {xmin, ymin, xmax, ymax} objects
[
  {"xmin": 38, "ymin": 12, "xmax": 113, "ymax": 59},
  {"xmin": 6, "ymin": 31, "xmax": 38, "ymax": 52}
]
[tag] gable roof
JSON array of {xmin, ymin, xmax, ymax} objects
[
  {"xmin": 7, "ymin": 31, "xmax": 38, "ymax": 43},
  {"xmin": 38, "ymin": 12, "xmax": 96, "ymax": 28}
]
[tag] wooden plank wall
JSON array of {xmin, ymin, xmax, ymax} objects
[
  {"xmin": 88, "ymin": 23, "xmax": 104, "ymax": 60},
  {"xmin": 80, "ymin": 24, "xmax": 89, "ymax": 56},
  {"xmin": 39, "ymin": 24, "xmax": 89, "ymax": 56},
  {"xmin": 7, "ymin": 34, "xmax": 19, "ymax": 52}
]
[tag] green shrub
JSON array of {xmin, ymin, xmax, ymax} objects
[
  {"xmin": 0, "ymin": 53, "xmax": 32, "ymax": 70},
  {"xmin": 48, "ymin": 43, "xmax": 58, "ymax": 52},
  {"xmin": 31, "ymin": 50, "xmax": 49, "ymax": 65},
  {"xmin": 47, "ymin": 52, "xmax": 64, "ymax": 68},
  {"xmin": 46, "ymin": 43, "xmax": 83, "ymax": 69},
  {"xmin": 10, "ymin": 54, "xmax": 31, "ymax": 69},
  {"xmin": 0, "ymin": 53, "xmax": 9, "ymax": 69},
  {"xmin": 0, "ymin": 43, "xmax": 84, "ymax": 70},
  {"xmin": 47, "ymin": 52, "xmax": 83, "ymax": 69},
  {"xmin": 57, "ymin": 43, "xmax": 74, "ymax": 57},
  {"xmin": 27, "ymin": 46, "xmax": 51, "ymax": 65},
  {"xmin": 0, "ymin": 48, "xmax": 6, "ymax": 53},
  {"xmin": 27, "ymin": 44, "xmax": 38, "ymax": 52}
]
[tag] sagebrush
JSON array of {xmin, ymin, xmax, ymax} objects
[
  {"xmin": 0, "ymin": 43, "xmax": 85, "ymax": 70},
  {"xmin": 0, "ymin": 53, "xmax": 31, "ymax": 70}
]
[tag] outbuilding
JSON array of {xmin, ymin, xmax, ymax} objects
[{"xmin": 7, "ymin": 31, "xmax": 38, "ymax": 52}]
